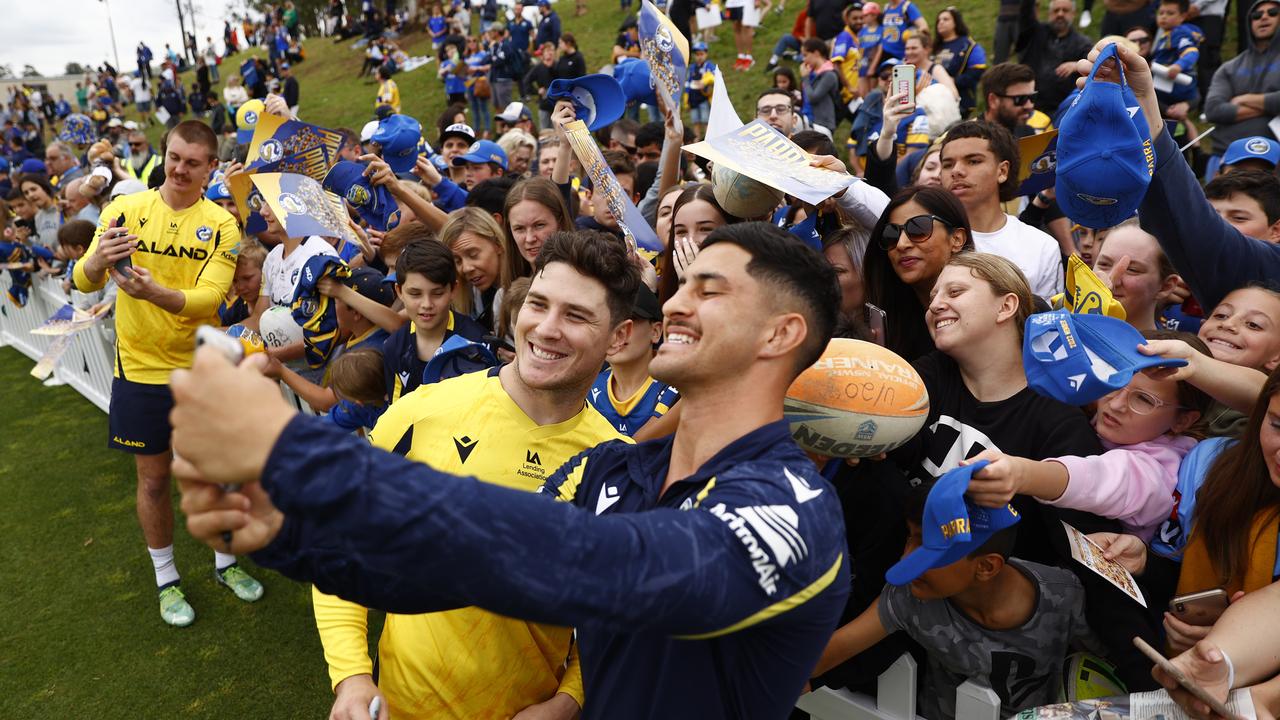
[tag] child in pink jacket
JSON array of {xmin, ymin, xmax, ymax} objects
[{"xmin": 961, "ymin": 331, "xmax": 1268, "ymax": 541}]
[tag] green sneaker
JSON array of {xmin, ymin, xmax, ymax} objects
[
  {"xmin": 158, "ymin": 585, "xmax": 195, "ymax": 627},
  {"xmin": 215, "ymin": 564, "xmax": 264, "ymax": 602}
]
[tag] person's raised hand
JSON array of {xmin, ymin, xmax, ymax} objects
[
  {"xmin": 360, "ymin": 153, "xmax": 397, "ymax": 188},
  {"xmin": 264, "ymin": 93, "xmax": 291, "ymax": 118},
  {"xmin": 881, "ymin": 91, "xmax": 916, "ymax": 126},
  {"xmin": 1097, "ymin": 253, "xmax": 1130, "ymax": 294},
  {"xmin": 223, "ymin": 159, "xmax": 246, "ymax": 179},
  {"xmin": 330, "ymin": 674, "xmax": 386, "ymax": 720},
  {"xmin": 85, "ymin": 218, "xmax": 138, "ymax": 278},
  {"xmin": 1158, "ymin": 275, "xmax": 1192, "ymax": 307},
  {"xmin": 808, "ymin": 154, "xmax": 850, "ymax": 175},
  {"xmin": 963, "ymin": 449, "xmax": 1025, "ymax": 508},
  {"xmin": 1074, "ymin": 39, "xmax": 1163, "ymax": 140},
  {"xmin": 1087, "ymin": 531, "xmax": 1149, "ymax": 575},
  {"xmin": 551, "ymin": 99, "xmax": 576, "ymax": 139},
  {"xmin": 412, "ymin": 154, "xmax": 443, "ymax": 187},
  {"xmin": 1137, "ymin": 338, "xmax": 1201, "ymax": 383},
  {"xmin": 1154, "ymin": 640, "xmax": 1235, "ymax": 720},
  {"xmin": 657, "ymin": 86, "xmax": 683, "ymax": 142},
  {"xmin": 109, "ymin": 265, "xmax": 162, "ymax": 301}
]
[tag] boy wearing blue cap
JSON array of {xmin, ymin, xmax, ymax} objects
[{"xmin": 813, "ymin": 464, "xmax": 1100, "ymax": 720}]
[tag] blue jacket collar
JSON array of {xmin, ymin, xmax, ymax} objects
[{"xmin": 626, "ymin": 420, "xmax": 798, "ymax": 495}]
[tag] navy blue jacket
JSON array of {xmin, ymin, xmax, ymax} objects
[
  {"xmin": 253, "ymin": 419, "xmax": 849, "ymax": 719},
  {"xmin": 1140, "ymin": 127, "xmax": 1280, "ymax": 309}
]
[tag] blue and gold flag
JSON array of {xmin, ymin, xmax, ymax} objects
[
  {"xmin": 245, "ymin": 113, "xmax": 346, "ymax": 182},
  {"xmin": 227, "ymin": 171, "xmax": 268, "ymax": 236},
  {"xmin": 563, "ymin": 119, "xmax": 662, "ymax": 255},
  {"xmin": 250, "ymin": 173, "xmax": 358, "ymax": 245},
  {"xmin": 1016, "ymin": 130, "xmax": 1057, "ymax": 198},
  {"xmin": 639, "ymin": 0, "xmax": 690, "ymax": 110}
]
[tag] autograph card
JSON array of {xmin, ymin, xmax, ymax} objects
[{"xmin": 1062, "ymin": 521, "xmax": 1147, "ymax": 607}]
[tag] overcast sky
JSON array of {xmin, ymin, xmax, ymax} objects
[{"xmin": 1, "ymin": 0, "xmax": 236, "ymax": 78}]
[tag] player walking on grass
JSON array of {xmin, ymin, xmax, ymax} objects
[
  {"xmin": 174, "ymin": 223, "xmax": 849, "ymax": 718},
  {"xmin": 73, "ymin": 120, "xmax": 261, "ymax": 628},
  {"xmin": 317, "ymin": 230, "xmax": 631, "ymax": 720}
]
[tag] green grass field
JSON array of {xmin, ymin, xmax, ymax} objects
[{"xmin": 6, "ymin": 1, "xmax": 1249, "ymax": 715}]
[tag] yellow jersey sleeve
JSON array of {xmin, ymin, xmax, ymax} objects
[
  {"xmin": 559, "ymin": 643, "xmax": 585, "ymax": 706},
  {"xmin": 75, "ymin": 191, "xmax": 242, "ymax": 383},
  {"xmin": 312, "ymin": 587, "xmax": 374, "ymax": 690}
]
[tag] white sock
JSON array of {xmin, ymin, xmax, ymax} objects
[
  {"xmin": 214, "ymin": 551, "xmax": 237, "ymax": 572},
  {"xmin": 769, "ymin": 54, "xmax": 779, "ymax": 65},
  {"xmin": 149, "ymin": 545, "xmax": 180, "ymax": 588},
  {"xmin": 738, "ymin": 53, "xmax": 746, "ymax": 60}
]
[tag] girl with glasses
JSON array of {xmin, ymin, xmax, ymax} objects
[{"xmin": 862, "ymin": 185, "xmax": 973, "ymax": 361}]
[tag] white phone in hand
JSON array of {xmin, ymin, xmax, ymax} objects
[{"xmin": 892, "ymin": 64, "xmax": 915, "ymax": 106}]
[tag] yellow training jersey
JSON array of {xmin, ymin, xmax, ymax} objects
[
  {"xmin": 314, "ymin": 368, "xmax": 628, "ymax": 719},
  {"xmin": 74, "ymin": 189, "xmax": 240, "ymax": 384}
]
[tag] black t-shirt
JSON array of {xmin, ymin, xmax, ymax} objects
[
  {"xmin": 892, "ymin": 351, "xmax": 1104, "ymax": 564},
  {"xmin": 807, "ymin": 0, "xmax": 847, "ymax": 41}
]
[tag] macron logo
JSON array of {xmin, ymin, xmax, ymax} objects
[
  {"xmin": 784, "ymin": 466, "xmax": 823, "ymax": 504},
  {"xmin": 1067, "ymin": 373, "xmax": 1087, "ymax": 392},
  {"xmin": 595, "ymin": 484, "xmax": 621, "ymax": 515}
]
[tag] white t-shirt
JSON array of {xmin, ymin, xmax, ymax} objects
[
  {"xmin": 263, "ymin": 236, "xmax": 339, "ymax": 307},
  {"xmin": 131, "ymin": 76, "xmax": 151, "ymax": 103},
  {"xmin": 971, "ymin": 214, "xmax": 1064, "ymax": 300}
]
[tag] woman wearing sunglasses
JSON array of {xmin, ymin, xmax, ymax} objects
[{"xmin": 862, "ymin": 185, "xmax": 973, "ymax": 361}]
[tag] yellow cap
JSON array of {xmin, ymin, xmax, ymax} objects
[{"xmin": 236, "ymin": 99, "xmax": 267, "ymax": 131}]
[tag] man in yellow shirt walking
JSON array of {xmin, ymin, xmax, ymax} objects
[{"xmin": 74, "ymin": 120, "xmax": 260, "ymax": 627}]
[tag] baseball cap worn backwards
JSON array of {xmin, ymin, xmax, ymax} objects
[
  {"xmin": 1023, "ymin": 310, "xmax": 1188, "ymax": 405},
  {"xmin": 547, "ymin": 74, "xmax": 627, "ymax": 131},
  {"xmin": 1054, "ymin": 43, "xmax": 1155, "ymax": 229},
  {"xmin": 371, "ymin": 114, "xmax": 423, "ymax": 175},
  {"xmin": 885, "ymin": 461, "xmax": 1021, "ymax": 586}
]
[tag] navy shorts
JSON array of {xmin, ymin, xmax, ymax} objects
[
  {"xmin": 725, "ymin": 6, "xmax": 744, "ymax": 21},
  {"xmin": 108, "ymin": 378, "xmax": 174, "ymax": 454}
]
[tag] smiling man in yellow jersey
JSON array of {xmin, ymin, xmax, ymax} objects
[
  {"xmin": 314, "ymin": 230, "xmax": 638, "ymax": 720},
  {"xmin": 74, "ymin": 120, "xmax": 260, "ymax": 627}
]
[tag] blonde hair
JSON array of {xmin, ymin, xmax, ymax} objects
[
  {"xmin": 498, "ymin": 128, "xmax": 538, "ymax": 159},
  {"xmin": 326, "ymin": 348, "xmax": 387, "ymax": 405},
  {"xmin": 236, "ymin": 238, "xmax": 268, "ymax": 269},
  {"xmin": 439, "ymin": 207, "xmax": 511, "ymax": 314},
  {"xmin": 946, "ymin": 253, "xmax": 1035, "ymax": 340}
]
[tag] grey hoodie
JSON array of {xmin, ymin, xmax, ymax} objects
[{"xmin": 1203, "ymin": 0, "xmax": 1280, "ymax": 152}]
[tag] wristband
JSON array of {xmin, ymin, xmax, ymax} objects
[{"xmin": 1220, "ymin": 648, "xmax": 1235, "ymax": 690}]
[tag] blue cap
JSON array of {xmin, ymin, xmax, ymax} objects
[
  {"xmin": 371, "ymin": 114, "xmax": 423, "ymax": 174},
  {"xmin": 547, "ymin": 74, "xmax": 627, "ymax": 131},
  {"xmin": 205, "ymin": 170, "xmax": 232, "ymax": 201},
  {"xmin": 0, "ymin": 157, "xmax": 9, "ymax": 173},
  {"xmin": 20, "ymin": 158, "xmax": 47, "ymax": 175},
  {"xmin": 786, "ymin": 213, "xmax": 822, "ymax": 251},
  {"xmin": 885, "ymin": 461, "xmax": 1021, "ymax": 585},
  {"xmin": 322, "ymin": 160, "xmax": 403, "ymax": 232},
  {"xmin": 451, "ymin": 139, "xmax": 509, "ymax": 170},
  {"xmin": 1223, "ymin": 135, "xmax": 1280, "ymax": 169},
  {"xmin": 1023, "ymin": 311, "xmax": 1189, "ymax": 405},
  {"xmin": 58, "ymin": 114, "xmax": 95, "ymax": 145},
  {"xmin": 614, "ymin": 58, "xmax": 658, "ymax": 108},
  {"xmin": 343, "ymin": 266, "xmax": 396, "ymax": 307},
  {"xmin": 876, "ymin": 57, "xmax": 902, "ymax": 74},
  {"xmin": 1054, "ymin": 43, "xmax": 1155, "ymax": 229},
  {"xmin": 692, "ymin": 40, "xmax": 708, "ymax": 52}
]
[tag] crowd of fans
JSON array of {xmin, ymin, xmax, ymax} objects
[{"xmin": 5, "ymin": 0, "xmax": 1280, "ymax": 718}]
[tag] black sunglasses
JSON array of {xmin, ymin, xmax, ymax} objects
[
  {"xmin": 1252, "ymin": 6, "xmax": 1280, "ymax": 19},
  {"xmin": 878, "ymin": 214, "xmax": 951, "ymax": 250},
  {"xmin": 996, "ymin": 91, "xmax": 1038, "ymax": 106}
]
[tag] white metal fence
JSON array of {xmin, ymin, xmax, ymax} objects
[{"xmin": 0, "ymin": 274, "xmax": 1003, "ymax": 720}]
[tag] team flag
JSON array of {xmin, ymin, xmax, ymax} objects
[
  {"xmin": 227, "ymin": 171, "xmax": 268, "ymax": 236},
  {"xmin": 706, "ymin": 66, "xmax": 743, "ymax": 138},
  {"xmin": 245, "ymin": 113, "xmax": 346, "ymax": 182},
  {"xmin": 249, "ymin": 173, "xmax": 358, "ymax": 245},
  {"xmin": 1050, "ymin": 255, "xmax": 1127, "ymax": 320},
  {"xmin": 639, "ymin": 0, "xmax": 690, "ymax": 110},
  {"xmin": 1016, "ymin": 130, "xmax": 1058, "ymax": 198},
  {"xmin": 683, "ymin": 120, "xmax": 856, "ymax": 205},
  {"xmin": 562, "ymin": 119, "xmax": 663, "ymax": 255}
]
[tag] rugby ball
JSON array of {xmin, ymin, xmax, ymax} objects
[
  {"xmin": 785, "ymin": 339, "xmax": 929, "ymax": 458},
  {"xmin": 259, "ymin": 306, "xmax": 304, "ymax": 348},
  {"xmin": 711, "ymin": 163, "xmax": 784, "ymax": 219}
]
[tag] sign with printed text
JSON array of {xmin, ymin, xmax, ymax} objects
[
  {"xmin": 562, "ymin": 119, "xmax": 662, "ymax": 254},
  {"xmin": 245, "ymin": 113, "xmax": 345, "ymax": 182},
  {"xmin": 682, "ymin": 120, "xmax": 857, "ymax": 205},
  {"xmin": 250, "ymin": 173, "xmax": 357, "ymax": 245}
]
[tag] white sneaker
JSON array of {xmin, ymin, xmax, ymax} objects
[{"xmin": 1079, "ymin": 9, "xmax": 1092, "ymax": 28}]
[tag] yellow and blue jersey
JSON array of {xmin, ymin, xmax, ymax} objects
[
  {"xmin": 311, "ymin": 368, "xmax": 626, "ymax": 719},
  {"xmin": 831, "ymin": 27, "xmax": 862, "ymax": 102},
  {"xmin": 1153, "ymin": 23, "xmax": 1204, "ymax": 103},
  {"xmin": 686, "ymin": 59, "xmax": 717, "ymax": 108},
  {"xmin": 857, "ymin": 25, "xmax": 884, "ymax": 76},
  {"xmin": 255, "ymin": 416, "xmax": 849, "ymax": 720},
  {"xmin": 879, "ymin": 0, "xmax": 922, "ymax": 59},
  {"xmin": 382, "ymin": 309, "xmax": 489, "ymax": 403},
  {"xmin": 73, "ymin": 189, "xmax": 240, "ymax": 384},
  {"xmin": 587, "ymin": 367, "xmax": 679, "ymax": 437}
]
